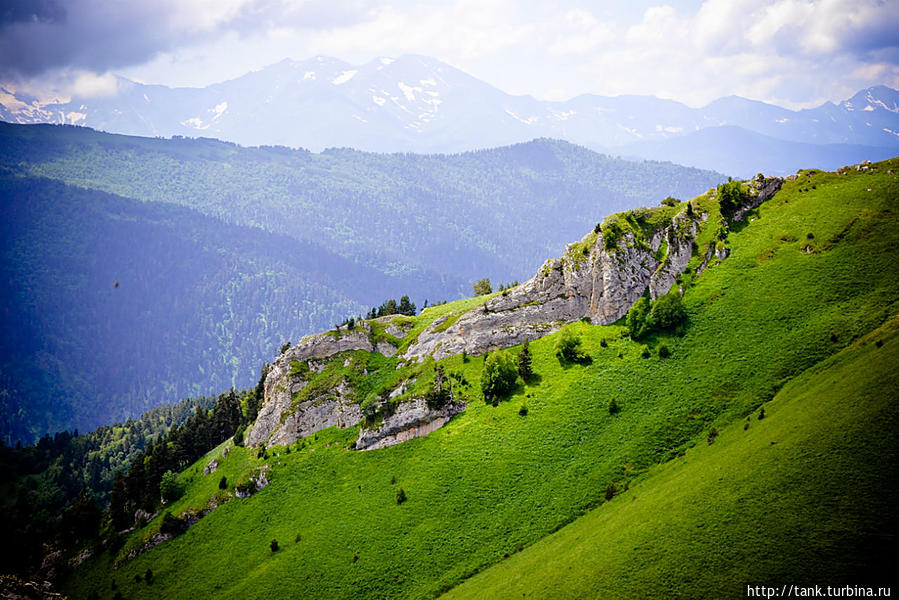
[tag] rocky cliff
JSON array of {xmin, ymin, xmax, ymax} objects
[
  {"xmin": 247, "ymin": 176, "xmax": 782, "ymax": 450},
  {"xmin": 245, "ymin": 323, "xmax": 396, "ymax": 448}
]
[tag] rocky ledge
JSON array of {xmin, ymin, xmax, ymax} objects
[{"xmin": 356, "ymin": 399, "xmax": 466, "ymax": 451}]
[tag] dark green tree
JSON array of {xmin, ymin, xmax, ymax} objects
[
  {"xmin": 159, "ymin": 470, "xmax": 183, "ymax": 504},
  {"xmin": 397, "ymin": 295, "xmax": 417, "ymax": 316},
  {"xmin": 109, "ymin": 471, "xmax": 131, "ymax": 530},
  {"xmin": 424, "ymin": 365, "xmax": 452, "ymax": 409},
  {"xmin": 718, "ymin": 180, "xmax": 749, "ymax": 216},
  {"xmin": 517, "ymin": 339, "xmax": 533, "ymax": 381}
]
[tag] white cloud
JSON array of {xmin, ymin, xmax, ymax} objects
[
  {"xmin": 3, "ymin": 0, "xmax": 896, "ymax": 110},
  {"xmin": 70, "ymin": 71, "xmax": 119, "ymax": 98}
]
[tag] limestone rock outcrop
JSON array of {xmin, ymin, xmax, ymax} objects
[
  {"xmin": 355, "ymin": 399, "xmax": 466, "ymax": 451},
  {"xmin": 402, "ymin": 213, "xmax": 697, "ymax": 362},
  {"xmin": 247, "ymin": 176, "xmax": 782, "ymax": 450},
  {"xmin": 245, "ymin": 321, "xmax": 397, "ymax": 448}
]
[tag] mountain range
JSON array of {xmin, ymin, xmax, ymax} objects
[{"xmin": 2, "ymin": 54, "xmax": 898, "ymax": 176}]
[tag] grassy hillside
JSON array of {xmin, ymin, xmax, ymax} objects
[
  {"xmin": 64, "ymin": 159, "xmax": 898, "ymax": 599},
  {"xmin": 442, "ymin": 316, "xmax": 899, "ymax": 599}
]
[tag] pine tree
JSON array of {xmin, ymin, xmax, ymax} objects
[{"xmin": 517, "ymin": 339, "xmax": 533, "ymax": 382}]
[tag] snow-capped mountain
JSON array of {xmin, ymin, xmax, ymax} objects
[{"xmin": 1, "ymin": 55, "xmax": 897, "ymax": 174}]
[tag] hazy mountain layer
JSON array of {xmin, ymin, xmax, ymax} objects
[{"xmin": 2, "ymin": 55, "xmax": 897, "ymax": 174}]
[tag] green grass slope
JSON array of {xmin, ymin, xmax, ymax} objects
[
  {"xmin": 442, "ymin": 315, "xmax": 899, "ymax": 599},
  {"xmin": 65, "ymin": 160, "xmax": 898, "ymax": 599}
]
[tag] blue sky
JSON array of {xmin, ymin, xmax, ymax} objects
[{"xmin": 1, "ymin": 0, "xmax": 897, "ymax": 108}]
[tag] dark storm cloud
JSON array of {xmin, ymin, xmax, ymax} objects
[
  {"xmin": 0, "ymin": 0, "xmax": 376, "ymax": 78},
  {"xmin": 0, "ymin": 0, "xmax": 65, "ymax": 26}
]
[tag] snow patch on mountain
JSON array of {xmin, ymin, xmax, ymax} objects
[
  {"xmin": 304, "ymin": 71, "xmax": 316, "ymax": 81},
  {"xmin": 505, "ymin": 109, "xmax": 537, "ymax": 125},
  {"xmin": 332, "ymin": 70, "xmax": 358, "ymax": 85},
  {"xmin": 398, "ymin": 82, "xmax": 419, "ymax": 101}
]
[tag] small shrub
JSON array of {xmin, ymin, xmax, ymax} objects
[
  {"xmin": 608, "ymin": 398, "xmax": 620, "ymax": 415},
  {"xmin": 707, "ymin": 427, "xmax": 719, "ymax": 444},
  {"xmin": 218, "ymin": 475, "xmax": 227, "ymax": 490},
  {"xmin": 640, "ymin": 345, "xmax": 651, "ymax": 358},
  {"xmin": 270, "ymin": 539, "xmax": 279, "ymax": 553},
  {"xmin": 555, "ymin": 327, "xmax": 586, "ymax": 363},
  {"xmin": 758, "ymin": 408, "xmax": 766, "ymax": 420},
  {"xmin": 626, "ymin": 296, "xmax": 651, "ymax": 339},
  {"xmin": 462, "ymin": 350, "xmax": 469, "ymax": 362},
  {"xmin": 518, "ymin": 405, "xmax": 528, "ymax": 416},
  {"xmin": 159, "ymin": 470, "xmax": 184, "ymax": 504},
  {"xmin": 743, "ymin": 422, "xmax": 750, "ymax": 431},
  {"xmin": 232, "ymin": 425, "xmax": 245, "ymax": 447},
  {"xmin": 649, "ymin": 293, "xmax": 687, "ymax": 332},
  {"xmin": 396, "ymin": 488, "xmax": 407, "ymax": 505},
  {"xmin": 604, "ymin": 482, "xmax": 618, "ymax": 501},
  {"xmin": 295, "ymin": 533, "xmax": 302, "ymax": 543},
  {"xmin": 718, "ymin": 180, "xmax": 749, "ymax": 217},
  {"xmin": 658, "ymin": 342, "xmax": 670, "ymax": 358},
  {"xmin": 390, "ymin": 475, "xmax": 396, "ymax": 485},
  {"xmin": 600, "ymin": 338, "xmax": 608, "ymax": 348},
  {"xmin": 473, "ymin": 278, "xmax": 492, "ymax": 296},
  {"xmin": 144, "ymin": 569, "xmax": 153, "ymax": 583},
  {"xmin": 481, "ymin": 351, "xmax": 519, "ymax": 403},
  {"xmin": 159, "ymin": 512, "xmax": 186, "ymax": 536}
]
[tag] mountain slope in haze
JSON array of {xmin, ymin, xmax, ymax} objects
[
  {"xmin": 0, "ymin": 175, "xmax": 429, "ymax": 444},
  {"xmin": 2, "ymin": 55, "xmax": 897, "ymax": 173},
  {"xmin": 618, "ymin": 125, "xmax": 899, "ymax": 177},
  {"xmin": 0, "ymin": 123, "xmax": 725, "ymax": 442},
  {"xmin": 0, "ymin": 122, "xmax": 726, "ymax": 297},
  {"xmin": 62, "ymin": 159, "xmax": 898, "ymax": 600}
]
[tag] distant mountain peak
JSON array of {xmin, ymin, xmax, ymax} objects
[{"xmin": 0, "ymin": 55, "xmax": 896, "ymax": 167}]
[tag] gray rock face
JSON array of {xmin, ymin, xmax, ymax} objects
[
  {"xmin": 402, "ymin": 213, "xmax": 698, "ymax": 362},
  {"xmin": 356, "ymin": 399, "xmax": 466, "ymax": 451},
  {"xmin": 246, "ymin": 322, "xmax": 393, "ymax": 447},
  {"xmin": 401, "ymin": 177, "xmax": 782, "ymax": 363}
]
